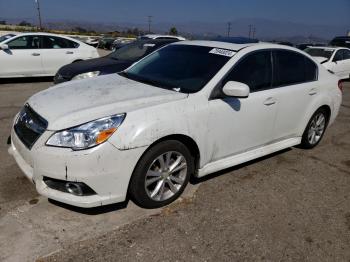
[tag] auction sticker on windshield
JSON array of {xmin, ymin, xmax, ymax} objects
[{"xmin": 209, "ymin": 48, "xmax": 236, "ymax": 57}]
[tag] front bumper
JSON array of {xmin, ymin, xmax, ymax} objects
[{"xmin": 8, "ymin": 128, "xmax": 146, "ymax": 208}]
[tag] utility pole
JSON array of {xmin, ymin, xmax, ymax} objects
[
  {"xmin": 35, "ymin": 0, "xmax": 43, "ymax": 30},
  {"xmin": 252, "ymin": 26, "xmax": 256, "ymax": 38},
  {"xmin": 148, "ymin": 16, "xmax": 153, "ymax": 33},
  {"xmin": 248, "ymin": 24, "xmax": 252, "ymax": 38},
  {"xmin": 227, "ymin": 22, "xmax": 231, "ymax": 37}
]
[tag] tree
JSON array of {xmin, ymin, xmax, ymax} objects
[
  {"xmin": 0, "ymin": 21, "xmax": 6, "ymax": 25},
  {"xmin": 169, "ymin": 27, "xmax": 178, "ymax": 36},
  {"xmin": 73, "ymin": 26, "xmax": 87, "ymax": 33},
  {"xmin": 18, "ymin": 21, "xmax": 32, "ymax": 27}
]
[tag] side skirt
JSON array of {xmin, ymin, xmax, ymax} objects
[{"xmin": 197, "ymin": 137, "xmax": 301, "ymax": 178}]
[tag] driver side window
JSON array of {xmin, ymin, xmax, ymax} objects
[
  {"xmin": 333, "ymin": 50, "xmax": 343, "ymax": 62},
  {"xmin": 7, "ymin": 36, "xmax": 40, "ymax": 49},
  {"xmin": 224, "ymin": 51, "xmax": 272, "ymax": 92}
]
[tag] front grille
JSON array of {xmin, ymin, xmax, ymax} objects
[{"xmin": 14, "ymin": 104, "xmax": 48, "ymax": 149}]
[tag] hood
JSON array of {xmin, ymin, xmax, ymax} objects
[
  {"xmin": 313, "ymin": 56, "xmax": 329, "ymax": 64},
  {"xmin": 58, "ymin": 57, "xmax": 131, "ymax": 78},
  {"xmin": 28, "ymin": 74, "xmax": 188, "ymax": 130}
]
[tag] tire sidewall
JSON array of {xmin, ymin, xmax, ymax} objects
[
  {"xmin": 301, "ymin": 108, "xmax": 329, "ymax": 149},
  {"xmin": 129, "ymin": 140, "xmax": 194, "ymax": 209}
]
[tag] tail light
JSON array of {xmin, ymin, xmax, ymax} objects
[{"xmin": 338, "ymin": 80, "xmax": 343, "ymax": 92}]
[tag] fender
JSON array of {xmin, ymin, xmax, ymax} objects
[{"xmin": 108, "ymin": 94, "xmax": 213, "ymax": 167}]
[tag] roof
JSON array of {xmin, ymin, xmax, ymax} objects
[
  {"xmin": 142, "ymin": 34, "xmax": 186, "ymax": 40},
  {"xmin": 305, "ymin": 46, "xmax": 348, "ymax": 50},
  {"xmin": 2, "ymin": 32, "xmax": 87, "ymax": 44}
]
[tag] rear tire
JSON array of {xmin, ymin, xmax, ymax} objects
[
  {"xmin": 129, "ymin": 140, "xmax": 194, "ymax": 209},
  {"xmin": 300, "ymin": 108, "xmax": 329, "ymax": 149}
]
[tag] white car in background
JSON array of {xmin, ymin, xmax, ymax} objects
[
  {"xmin": 8, "ymin": 41, "xmax": 342, "ymax": 208},
  {"xmin": 0, "ymin": 33, "xmax": 99, "ymax": 78},
  {"xmin": 305, "ymin": 46, "xmax": 350, "ymax": 80}
]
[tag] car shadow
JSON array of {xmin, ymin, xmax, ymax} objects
[
  {"xmin": 190, "ymin": 147, "xmax": 292, "ymax": 185},
  {"xmin": 49, "ymin": 147, "xmax": 292, "ymax": 215},
  {"xmin": 48, "ymin": 198, "xmax": 130, "ymax": 215},
  {"xmin": 0, "ymin": 77, "xmax": 53, "ymax": 84}
]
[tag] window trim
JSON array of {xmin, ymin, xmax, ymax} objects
[{"xmin": 210, "ymin": 48, "xmax": 319, "ymax": 100}]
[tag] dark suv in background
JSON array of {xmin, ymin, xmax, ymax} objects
[
  {"xmin": 54, "ymin": 39, "xmax": 179, "ymax": 84},
  {"xmin": 330, "ymin": 36, "xmax": 350, "ymax": 48}
]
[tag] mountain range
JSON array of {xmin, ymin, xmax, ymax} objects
[{"xmin": 1, "ymin": 17, "xmax": 349, "ymax": 43}]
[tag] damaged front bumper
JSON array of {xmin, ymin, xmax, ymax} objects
[{"xmin": 8, "ymin": 128, "xmax": 146, "ymax": 208}]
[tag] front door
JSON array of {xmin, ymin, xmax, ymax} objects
[
  {"xmin": 207, "ymin": 50, "xmax": 277, "ymax": 162},
  {"xmin": 0, "ymin": 35, "xmax": 43, "ymax": 77}
]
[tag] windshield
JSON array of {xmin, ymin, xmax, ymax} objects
[
  {"xmin": 0, "ymin": 34, "xmax": 15, "ymax": 43},
  {"xmin": 121, "ymin": 45, "xmax": 233, "ymax": 93},
  {"xmin": 108, "ymin": 41, "xmax": 155, "ymax": 61},
  {"xmin": 304, "ymin": 48, "xmax": 334, "ymax": 59}
]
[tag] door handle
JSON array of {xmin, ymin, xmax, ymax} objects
[
  {"xmin": 31, "ymin": 53, "xmax": 40, "ymax": 56},
  {"xmin": 308, "ymin": 88, "xmax": 318, "ymax": 96},
  {"xmin": 263, "ymin": 97, "xmax": 276, "ymax": 106},
  {"xmin": 66, "ymin": 51, "xmax": 74, "ymax": 54}
]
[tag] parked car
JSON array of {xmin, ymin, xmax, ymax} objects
[
  {"xmin": 277, "ymin": 41, "xmax": 294, "ymax": 47},
  {"xmin": 305, "ymin": 46, "xmax": 350, "ymax": 79},
  {"xmin": 54, "ymin": 39, "xmax": 179, "ymax": 84},
  {"xmin": 329, "ymin": 36, "xmax": 350, "ymax": 49},
  {"xmin": 84, "ymin": 37, "xmax": 100, "ymax": 47},
  {"xmin": 97, "ymin": 37, "xmax": 116, "ymax": 50},
  {"xmin": 8, "ymin": 41, "xmax": 342, "ymax": 209},
  {"xmin": 0, "ymin": 33, "xmax": 99, "ymax": 78},
  {"xmin": 139, "ymin": 34, "xmax": 186, "ymax": 41},
  {"xmin": 111, "ymin": 38, "xmax": 135, "ymax": 51},
  {"xmin": 0, "ymin": 33, "xmax": 16, "ymax": 43}
]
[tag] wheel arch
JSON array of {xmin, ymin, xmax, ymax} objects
[{"xmin": 141, "ymin": 134, "xmax": 201, "ymax": 173}]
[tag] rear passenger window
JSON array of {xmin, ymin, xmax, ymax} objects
[
  {"xmin": 224, "ymin": 51, "xmax": 272, "ymax": 92},
  {"xmin": 42, "ymin": 36, "xmax": 79, "ymax": 49},
  {"xmin": 273, "ymin": 50, "xmax": 317, "ymax": 86}
]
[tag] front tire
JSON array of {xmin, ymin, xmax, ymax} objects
[
  {"xmin": 300, "ymin": 108, "xmax": 329, "ymax": 149},
  {"xmin": 129, "ymin": 140, "xmax": 194, "ymax": 209}
]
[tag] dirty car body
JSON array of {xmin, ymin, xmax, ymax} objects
[{"xmin": 8, "ymin": 41, "xmax": 342, "ymax": 208}]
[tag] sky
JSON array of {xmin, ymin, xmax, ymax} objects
[{"xmin": 0, "ymin": 0, "xmax": 349, "ymax": 27}]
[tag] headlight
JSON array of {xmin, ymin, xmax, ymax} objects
[
  {"xmin": 72, "ymin": 71, "xmax": 100, "ymax": 80},
  {"xmin": 46, "ymin": 114, "xmax": 125, "ymax": 150}
]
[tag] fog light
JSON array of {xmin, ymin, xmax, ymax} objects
[
  {"xmin": 43, "ymin": 177, "xmax": 96, "ymax": 196},
  {"xmin": 65, "ymin": 182, "xmax": 83, "ymax": 196}
]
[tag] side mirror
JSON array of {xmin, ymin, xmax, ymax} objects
[
  {"xmin": 0, "ymin": 43, "xmax": 9, "ymax": 50},
  {"xmin": 222, "ymin": 81, "xmax": 250, "ymax": 98}
]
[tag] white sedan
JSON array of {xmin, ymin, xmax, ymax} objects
[
  {"xmin": 0, "ymin": 33, "xmax": 99, "ymax": 78},
  {"xmin": 305, "ymin": 46, "xmax": 350, "ymax": 80},
  {"xmin": 8, "ymin": 41, "xmax": 342, "ymax": 208}
]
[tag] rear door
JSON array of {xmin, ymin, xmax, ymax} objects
[
  {"xmin": 271, "ymin": 50, "xmax": 319, "ymax": 140},
  {"xmin": 0, "ymin": 35, "xmax": 44, "ymax": 77},
  {"xmin": 40, "ymin": 35, "xmax": 80, "ymax": 75}
]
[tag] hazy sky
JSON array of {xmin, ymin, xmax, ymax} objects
[{"xmin": 0, "ymin": 0, "xmax": 349, "ymax": 26}]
